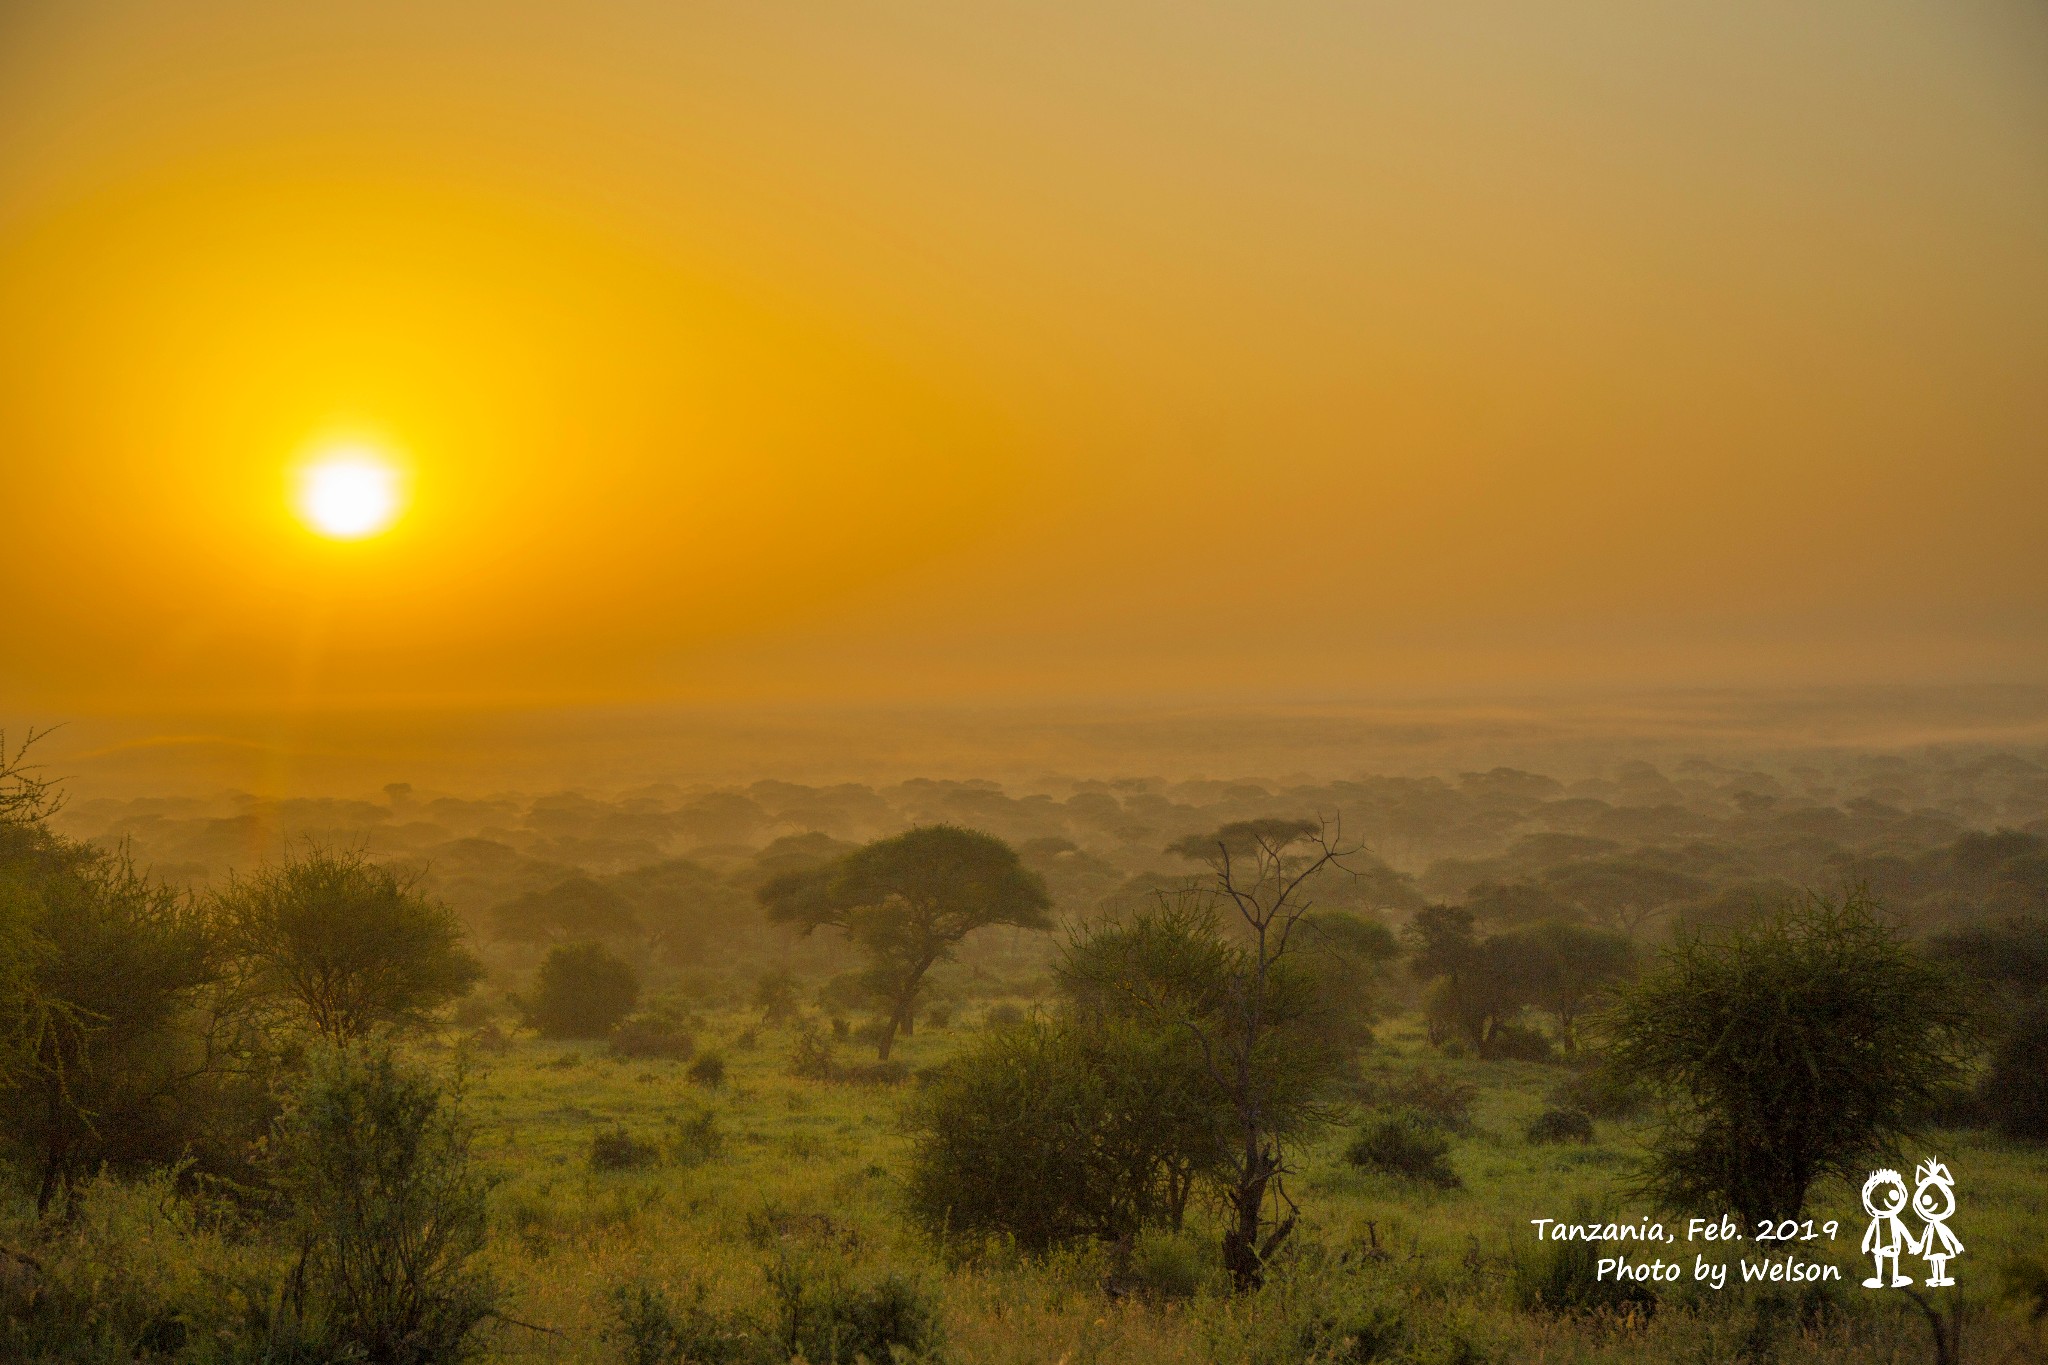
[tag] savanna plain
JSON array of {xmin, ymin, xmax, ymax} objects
[{"xmin": 5, "ymin": 739, "xmax": 2046, "ymax": 1365}]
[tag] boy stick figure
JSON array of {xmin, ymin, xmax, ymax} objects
[
  {"xmin": 1860, "ymin": 1169, "xmax": 1913, "ymax": 1288},
  {"xmin": 1912, "ymin": 1158, "xmax": 1962, "ymax": 1287}
]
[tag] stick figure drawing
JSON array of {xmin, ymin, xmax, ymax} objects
[
  {"xmin": 1861, "ymin": 1169, "xmax": 1913, "ymax": 1288},
  {"xmin": 1911, "ymin": 1158, "xmax": 1962, "ymax": 1287}
]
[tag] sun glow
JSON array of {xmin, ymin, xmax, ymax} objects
[{"xmin": 295, "ymin": 445, "xmax": 403, "ymax": 539}]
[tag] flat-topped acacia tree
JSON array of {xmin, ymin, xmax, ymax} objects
[{"xmin": 758, "ymin": 825, "xmax": 1052, "ymax": 1060}]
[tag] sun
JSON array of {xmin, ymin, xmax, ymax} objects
[{"xmin": 294, "ymin": 444, "xmax": 404, "ymax": 539}]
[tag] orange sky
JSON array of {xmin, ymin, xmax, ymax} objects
[{"xmin": 2, "ymin": 0, "xmax": 2044, "ymax": 713}]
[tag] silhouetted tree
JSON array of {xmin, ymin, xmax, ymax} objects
[
  {"xmin": 1603, "ymin": 890, "xmax": 1964, "ymax": 1224},
  {"xmin": 1513, "ymin": 922, "xmax": 1636, "ymax": 1052},
  {"xmin": 759, "ymin": 826, "xmax": 1052, "ymax": 1060},
  {"xmin": 0, "ymin": 843, "xmax": 225, "ymax": 1211},
  {"xmin": 219, "ymin": 847, "xmax": 482, "ymax": 1043},
  {"xmin": 1545, "ymin": 859, "xmax": 1705, "ymax": 937},
  {"xmin": 267, "ymin": 1044, "xmax": 499, "ymax": 1364},
  {"xmin": 522, "ymin": 941, "xmax": 640, "ymax": 1039},
  {"xmin": 1068, "ymin": 818, "xmax": 1364, "ymax": 1291},
  {"xmin": 904, "ymin": 1015, "xmax": 1225, "ymax": 1251},
  {"xmin": 490, "ymin": 874, "xmax": 639, "ymax": 945}
]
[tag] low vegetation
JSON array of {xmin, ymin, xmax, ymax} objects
[{"xmin": 2, "ymin": 735, "xmax": 2046, "ymax": 1363}]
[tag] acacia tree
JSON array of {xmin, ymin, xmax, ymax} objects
[
  {"xmin": 1515, "ymin": 921, "xmax": 1635, "ymax": 1052},
  {"xmin": 1602, "ymin": 889, "xmax": 1964, "ymax": 1225},
  {"xmin": 0, "ymin": 843, "xmax": 227, "ymax": 1211},
  {"xmin": 1065, "ymin": 818, "xmax": 1364, "ymax": 1291},
  {"xmin": 758, "ymin": 826, "xmax": 1051, "ymax": 1060},
  {"xmin": 218, "ymin": 847, "xmax": 482, "ymax": 1043}
]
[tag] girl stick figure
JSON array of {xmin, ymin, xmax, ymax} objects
[
  {"xmin": 1912, "ymin": 1158, "xmax": 1963, "ymax": 1287},
  {"xmin": 1860, "ymin": 1169, "xmax": 1913, "ymax": 1288}
]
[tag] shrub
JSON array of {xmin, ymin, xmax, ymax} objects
[
  {"xmin": 269, "ymin": 1044, "xmax": 500, "ymax": 1365},
  {"xmin": 1309, "ymin": 1301, "xmax": 1410, "ymax": 1364},
  {"xmin": 1604, "ymin": 890, "xmax": 1966, "ymax": 1224},
  {"xmin": 667, "ymin": 1104, "xmax": 724, "ymax": 1167},
  {"xmin": 686, "ymin": 1051, "xmax": 727, "ymax": 1088},
  {"xmin": 840, "ymin": 1059, "xmax": 911, "ymax": 1086},
  {"xmin": 924, "ymin": 1002, "xmax": 953, "ymax": 1029},
  {"xmin": 1485, "ymin": 1020, "xmax": 1555, "ymax": 1062},
  {"xmin": 789, "ymin": 1018, "xmax": 839, "ymax": 1080},
  {"xmin": 1548, "ymin": 1064, "xmax": 1645, "ymax": 1119},
  {"xmin": 1514, "ymin": 1232, "xmax": 1658, "ymax": 1318},
  {"xmin": 984, "ymin": 1002, "xmax": 1024, "ymax": 1027},
  {"xmin": 733, "ymin": 1027, "xmax": 758, "ymax": 1051},
  {"xmin": 753, "ymin": 969, "xmax": 799, "ymax": 1024},
  {"xmin": 1526, "ymin": 1108, "xmax": 1595, "ymax": 1144},
  {"xmin": 608, "ymin": 1013, "xmax": 695, "ymax": 1061},
  {"xmin": 904, "ymin": 1018, "xmax": 1223, "ymax": 1251},
  {"xmin": 764, "ymin": 1255, "xmax": 940, "ymax": 1365},
  {"xmin": 603, "ymin": 1280, "xmax": 753, "ymax": 1365},
  {"xmin": 1980, "ymin": 997, "xmax": 2048, "ymax": 1140},
  {"xmin": 0, "ymin": 843, "xmax": 246, "ymax": 1211},
  {"xmin": 590, "ymin": 1126, "xmax": 661, "ymax": 1172},
  {"xmin": 1126, "ymin": 1229, "xmax": 1209, "ymax": 1301},
  {"xmin": 218, "ymin": 846, "xmax": 483, "ymax": 1042},
  {"xmin": 1356, "ymin": 1066, "xmax": 1476, "ymax": 1133},
  {"xmin": 469, "ymin": 1022, "xmax": 512, "ymax": 1055},
  {"xmin": 523, "ymin": 942, "xmax": 640, "ymax": 1039},
  {"xmin": 0, "ymin": 1167, "xmax": 257, "ymax": 1363},
  {"xmin": 1345, "ymin": 1111, "xmax": 1460, "ymax": 1188}
]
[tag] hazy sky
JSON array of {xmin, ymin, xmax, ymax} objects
[{"xmin": 2, "ymin": 0, "xmax": 2044, "ymax": 712}]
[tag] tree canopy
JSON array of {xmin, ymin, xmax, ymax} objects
[
  {"xmin": 219, "ymin": 847, "xmax": 483, "ymax": 1043},
  {"xmin": 1602, "ymin": 890, "xmax": 1964, "ymax": 1224},
  {"xmin": 759, "ymin": 825, "xmax": 1052, "ymax": 1059}
]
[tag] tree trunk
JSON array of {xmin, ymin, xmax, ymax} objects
[{"xmin": 1221, "ymin": 1142, "xmax": 1292, "ymax": 1291}]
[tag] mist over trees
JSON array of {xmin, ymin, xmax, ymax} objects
[
  {"xmin": 759, "ymin": 826, "xmax": 1053, "ymax": 1059},
  {"xmin": 5, "ymin": 729, "xmax": 2046, "ymax": 1357}
]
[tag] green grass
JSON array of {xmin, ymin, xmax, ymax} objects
[{"xmin": 437, "ymin": 1007, "xmax": 2048, "ymax": 1363}]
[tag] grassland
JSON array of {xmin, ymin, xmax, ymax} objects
[{"xmin": 439, "ymin": 1003, "xmax": 2048, "ymax": 1365}]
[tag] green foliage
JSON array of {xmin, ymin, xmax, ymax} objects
[
  {"xmin": 904, "ymin": 1016, "xmax": 1222, "ymax": 1251},
  {"xmin": 1060, "ymin": 900, "xmax": 1365, "ymax": 1159},
  {"xmin": 1355, "ymin": 1065, "xmax": 1477, "ymax": 1133},
  {"xmin": 1979, "ymin": 996, "xmax": 2048, "ymax": 1140},
  {"xmin": 666, "ymin": 1102, "xmax": 725, "ymax": 1167},
  {"xmin": 603, "ymin": 1280, "xmax": 752, "ymax": 1365},
  {"xmin": 760, "ymin": 825, "xmax": 1052, "ymax": 1059},
  {"xmin": 1512, "ymin": 922, "xmax": 1635, "ymax": 1050},
  {"xmin": 268, "ymin": 1044, "xmax": 500, "ymax": 1365},
  {"xmin": 591, "ymin": 1126, "xmax": 662, "ymax": 1172},
  {"xmin": 763, "ymin": 1253, "xmax": 940, "ymax": 1365},
  {"xmin": 789, "ymin": 1017, "xmax": 839, "ymax": 1080},
  {"xmin": 524, "ymin": 941, "xmax": 641, "ymax": 1039},
  {"xmin": 608, "ymin": 1012, "xmax": 695, "ymax": 1060},
  {"xmin": 1346, "ymin": 1111, "xmax": 1461, "ymax": 1188},
  {"xmin": 1113, "ymin": 818, "xmax": 1371, "ymax": 1290},
  {"xmin": 2000, "ymin": 1238, "xmax": 2048, "ymax": 1329},
  {"xmin": 217, "ymin": 845, "xmax": 483, "ymax": 1042},
  {"xmin": 1123, "ymin": 1228, "xmax": 1211, "ymax": 1302},
  {"xmin": 1933, "ymin": 913, "xmax": 2048, "ymax": 1140},
  {"xmin": 1602, "ymin": 889, "xmax": 1965, "ymax": 1224},
  {"xmin": 1547, "ymin": 1063, "xmax": 1646, "ymax": 1119},
  {"xmin": 687, "ymin": 1050, "xmax": 727, "ymax": 1088},
  {"xmin": 1524, "ymin": 1108, "xmax": 1595, "ymax": 1145},
  {"xmin": 492, "ymin": 873, "xmax": 640, "ymax": 945},
  {"xmin": 751, "ymin": 970, "xmax": 799, "ymax": 1024},
  {"xmin": 0, "ymin": 1166, "xmax": 260, "ymax": 1364},
  {"xmin": 1512, "ymin": 1231, "xmax": 1658, "ymax": 1319},
  {"xmin": 1411, "ymin": 910, "xmax": 1631, "ymax": 1058},
  {"xmin": 0, "ymin": 839, "xmax": 247, "ymax": 1210}
]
